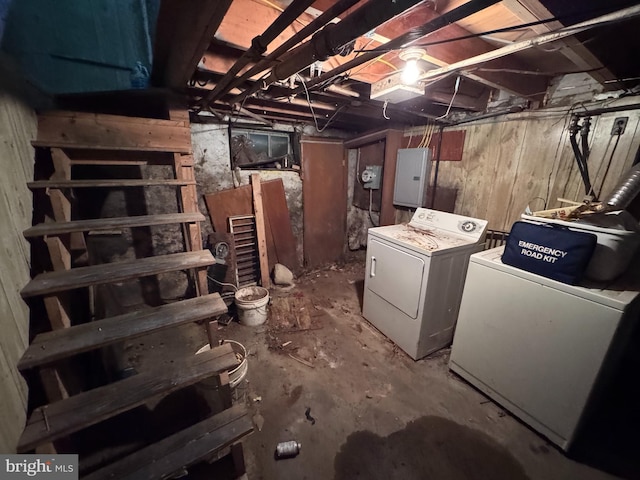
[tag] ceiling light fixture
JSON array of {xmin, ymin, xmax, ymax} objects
[{"xmin": 399, "ymin": 48, "xmax": 426, "ymax": 85}]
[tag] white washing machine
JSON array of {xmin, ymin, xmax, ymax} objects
[
  {"xmin": 362, "ymin": 208, "xmax": 488, "ymax": 360},
  {"xmin": 450, "ymin": 247, "xmax": 640, "ymax": 450}
]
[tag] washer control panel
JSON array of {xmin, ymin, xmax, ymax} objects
[{"xmin": 409, "ymin": 208, "xmax": 488, "ymax": 242}]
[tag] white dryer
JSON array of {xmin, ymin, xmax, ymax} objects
[{"xmin": 362, "ymin": 208, "xmax": 488, "ymax": 360}]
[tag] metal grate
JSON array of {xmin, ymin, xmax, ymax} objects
[{"xmin": 484, "ymin": 229, "xmax": 509, "ymax": 250}]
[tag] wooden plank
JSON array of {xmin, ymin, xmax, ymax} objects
[
  {"xmin": 262, "ymin": 180, "xmax": 298, "ymax": 273},
  {"xmin": 29, "ymin": 179, "xmax": 195, "ymax": 189},
  {"xmin": 302, "ymin": 138, "xmax": 347, "ymax": 268},
  {"xmin": 47, "ymin": 189, "xmax": 71, "ymax": 222},
  {"xmin": 204, "ymin": 183, "xmax": 280, "ymax": 269},
  {"xmin": 157, "ymin": 0, "xmax": 234, "ymax": 87},
  {"xmin": 168, "ymin": 101, "xmax": 208, "ymax": 296},
  {"xmin": 428, "ymin": 130, "xmax": 466, "ymax": 162},
  {"xmin": 25, "ymin": 213, "xmax": 206, "ymax": 238},
  {"xmin": 17, "ymin": 344, "xmax": 238, "ymax": 453},
  {"xmin": 43, "ymin": 296, "xmax": 71, "ymax": 330},
  {"xmin": 18, "ymin": 293, "xmax": 227, "ymax": 371},
  {"xmin": 50, "ymin": 148, "xmax": 71, "ymax": 180},
  {"xmin": 251, "ymin": 174, "xmax": 270, "ymax": 288},
  {"xmin": 205, "ymin": 185, "xmax": 253, "ymax": 233},
  {"xmin": 21, "ymin": 251, "xmax": 216, "ymax": 298},
  {"xmin": 45, "ymin": 237, "xmax": 71, "ymax": 270},
  {"xmin": 39, "ymin": 368, "xmax": 69, "ymax": 402},
  {"xmin": 34, "ymin": 112, "xmax": 192, "ymax": 153},
  {"xmin": 83, "ymin": 405, "xmax": 252, "ymax": 480},
  {"xmin": 38, "ymin": 111, "xmax": 187, "ymax": 127}
]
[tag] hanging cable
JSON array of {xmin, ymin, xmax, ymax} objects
[
  {"xmin": 297, "ymin": 74, "xmax": 346, "ymax": 132},
  {"xmin": 382, "ymin": 100, "xmax": 390, "ymax": 120},
  {"xmin": 208, "ymin": 275, "xmax": 239, "ymax": 291},
  {"xmin": 437, "ymin": 76, "xmax": 461, "ymax": 120}
]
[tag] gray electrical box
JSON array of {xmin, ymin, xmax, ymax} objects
[{"xmin": 393, "ymin": 148, "xmax": 431, "ymax": 208}]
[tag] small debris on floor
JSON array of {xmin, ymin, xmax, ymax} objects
[
  {"xmin": 252, "ymin": 412, "xmax": 264, "ymax": 432},
  {"xmin": 304, "ymin": 407, "xmax": 316, "ymax": 425}
]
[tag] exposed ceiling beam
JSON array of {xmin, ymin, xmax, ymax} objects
[
  {"xmin": 203, "ymin": 0, "xmax": 319, "ymax": 105},
  {"xmin": 372, "ymin": 2, "xmax": 549, "ymax": 99},
  {"xmin": 153, "ymin": 0, "xmax": 233, "ymax": 87},
  {"xmin": 501, "ymin": 0, "xmax": 616, "ymax": 84},
  {"xmin": 417, "ymin": 4, "xmax": 640, "ymax": 85}
]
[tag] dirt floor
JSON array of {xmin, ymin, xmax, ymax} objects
[{"xmin": 109, "ymin": 250, "xmax": 640, "ymax": 480}]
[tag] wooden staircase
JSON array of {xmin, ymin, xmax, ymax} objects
[{"xmin": 17, "ymin": 105, "xmax": 252, "ymax": 478}]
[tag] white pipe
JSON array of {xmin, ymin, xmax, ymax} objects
[{"xmin": 419, "ymin": 4, "xmax": 640, "ymax": 82}]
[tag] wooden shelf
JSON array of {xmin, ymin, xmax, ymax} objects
[
  {"xmin": 28, "ymin": 179, "xmax": 195, "ymax": 189},
  {"xmin": 18, "ymin": 293, "xmax": 227, "ymax": 371},
  {"xmin": 83, "ymin": 404, "xmax": 253, "ymax": 480},
  {"xmin": 17, "ymin": 344, "xmax": 238, "ymax": 453},
  {"xmin": 21, "ymin": 251, "xmax": 215, "ymax": 298},
  {"xmin": 24, "ymin": 213, "xmax": 205, "ymax": 238}
]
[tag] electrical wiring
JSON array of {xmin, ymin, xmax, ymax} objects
[
  {"xmin": 351, "ymin": 7, "xmax": 630, "ymax": 56},
  {"xmin": 436, "ymin": 76, "xmax": 461, "ymax": 120},
  {"xmin": 208, "ymin": 275, "xmax": 239, "ymax": 291},
  {"xmin": 383, "ymin": 100, "xmax": 390, "ymax": 120},
  {"xmin": 297, "ymin": 74, "xmax": 347, "ymax": 132}
]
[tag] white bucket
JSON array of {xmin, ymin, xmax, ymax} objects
[
  {"xmin": 195, "ymin": 340, "xmax": 248, "ymax": 390},
  {"xmin": 235, "ymin": 286, "xmax": 270, "ymax": 326}
]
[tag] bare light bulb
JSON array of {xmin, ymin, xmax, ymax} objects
[{"xmin": 401, "ymin": 59, "xmax": 420, "ymax": 85}]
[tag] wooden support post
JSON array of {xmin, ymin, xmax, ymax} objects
[
  {"xmin": 251, "ymin": 174, "xmax": 270, "ymax": 288},
  {"xmin": 43, "ymin": 295, "xmax": 71, "ymax": 330},
  {"xmin": 217, "ymin": 371, "xmax": 232, "ymax": 410},
  {"xmin": 167, "ymin": 104, "xmax": 209, "ymax": 296},
  {"xmin": 47, "ymin": 189, "xmax": 71, "ymax": 222},
  {"xmin": 51, "ymin": 148, "xmax": 71, "ymax": 180},
  {"xmin": 39, "ymin": 368, "xmax": 69, "ymax": 402},
  {"xmin": 230, "ymin": 443, "xmax": 247, "ymax": 477},
  {"xmin": 45, "ymin": 236, "xmax": 71, "ymax": 271}
]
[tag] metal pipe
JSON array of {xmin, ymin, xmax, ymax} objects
[
  {"xmin": 575, "ymin": 102, "xmax": 640, "ymax": 117},
  {"xmin": 202, "ymin": 0, "xmax": 317, "ymax": 105},
  {"xmin": 277, "ymin": 0, "xmax": 501, "ymax": 99},
  {"xmin": 418, "ymin": 4, "xmax": 640, "ymax": 83},
  {"xmin": 223, "ymin": 0, "xmax": 362, "ymax": 97},
  {"xmin": 601, "ymin": 164, "xmax": 640, "ymax": 211},
  {"xmin": 231, "ymin": 0, "xmax": 427, "ymax": 104},
  {"xmin": 430, "ymin": 126, "xmax": 444, "ymax": 209}
]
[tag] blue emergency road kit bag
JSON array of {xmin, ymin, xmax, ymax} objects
[{"xmin": 502, "ymin": 221, "xmax": 597, "ymax": 285}]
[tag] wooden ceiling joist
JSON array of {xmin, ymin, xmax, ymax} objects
[
  {"xmin": 501, "ymin": 0, "xmax": 616, "ymax": 84},
  {"xmin": 153, "ymin": 0, "xmax": 233, "ymax": 87},
  {"xmin": 372, "ymin": 2, "xmax": 549, "ymax": 99}
]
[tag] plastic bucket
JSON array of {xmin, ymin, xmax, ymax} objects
[
  {"xmin": 235, "ymin": 286, "xmax": 269, "ymax": 326},
  {"xmin": 195, "ymin": 340, "xmax": 248, "ymax": 390}
]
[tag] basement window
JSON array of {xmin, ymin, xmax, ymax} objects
[{"xmin": 230, "ymin": 128, "xmax": 298, "ymax": 170}]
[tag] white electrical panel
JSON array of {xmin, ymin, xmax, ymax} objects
[{"xmin": 393, "ymin": 148, "xmax": 431, "ymax": 208}]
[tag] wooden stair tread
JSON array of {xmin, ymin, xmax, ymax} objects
[
  {"xmin": 82, "ymin": 405, "xmax": 253, "ymax": 480},
  {"xmin": 21, "ymin": 251, "xmax": 215, "ymax": 298},
  {"xmin": 18, "ymin": 293, "xmax": 227, "ymax": 371},
  {"xmin": 17, "ymin": 344, "xmax": 238, "ymax": 453},
  {"xmin": 28, "ymin": 179, "xmax": 195, "ymax": 189},
  {"xmin": 24, "ymin": 213, "xmax": 205, "ymax": 238}
]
